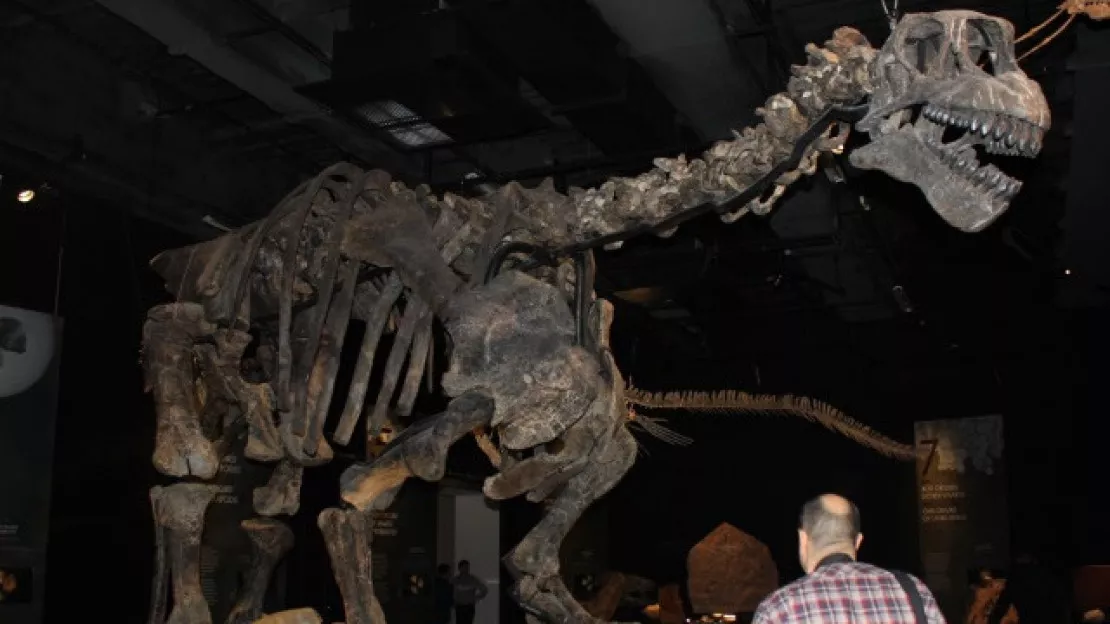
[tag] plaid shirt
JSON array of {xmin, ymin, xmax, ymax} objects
[{"xmin": 753, "ymin": 557, "xmax": 946, "ymax": 623}]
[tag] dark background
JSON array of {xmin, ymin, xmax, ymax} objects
[{"xmin": 0, "ymin": 1, "xmax": 1107, "ymax": 623}]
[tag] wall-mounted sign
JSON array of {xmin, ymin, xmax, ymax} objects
[
  {"xmin": 0, "ymin": 304, "xmax": 62, "ymax": 624},
  {"xmin": 914, "ymin": 415, "xmax": 1009, "ymax": 622}
]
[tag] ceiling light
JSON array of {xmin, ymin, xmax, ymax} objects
[
  {"xmin": 1065, "ymin": 269, "xmax": 1072, "ymax": 275},
  {"xmin": 16, "ymin": 189, "xmax": 34, "ymax": 203}
]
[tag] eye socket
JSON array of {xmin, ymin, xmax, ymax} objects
[
  {"xmin": 966, "ymin": 19, "xmax": 1010, "ymax": 76},
  {"xmin": 903, "ymin": 18, "xmax": 945, "ymax": 73},
  {"xmin": 908, "ymin": 34, "xmax": 943, "ymax": 72}
]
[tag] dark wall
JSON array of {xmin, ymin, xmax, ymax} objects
[
  {"xmin": 0, "ymin": 186, "xmax": 65, "ymax": 624},
  {"xmin": 601, "ymin": 166, "xmax": 1080, "ymax": 594},
  {"xmin": 39, "ymin": 198, "xmax": 187, "ymax": 623},
  {"xmin": 1064, "ymin": 22, "xmax": 1110, "ymax": 565}
]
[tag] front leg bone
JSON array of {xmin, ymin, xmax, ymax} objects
[
  {"xmin": 225, "ymin": 518, "xmax": 294, "ymax": 624},
  {"xmin": 340, "ymin": 390, "xmax": 495, "ymax": 511},
  {"xmin": 318, "ymin": 509, "xmax": 384, "ymax": 624},
  {"xmin": 154, "ymin": 483, "xmax": 220, "ymax": 624},
  {"xmin": 143, "ymin": 303, "xmax": 219, "ymax": 478}
]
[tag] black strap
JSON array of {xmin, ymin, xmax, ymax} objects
[{"xmin": 892, "ymin": 571, "xmax": 929, "ymax": 624}]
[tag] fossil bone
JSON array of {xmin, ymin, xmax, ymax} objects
[
  {"xmin": 225, "ymin": 518, "xmax": 294, "ymax": 624},
  {"xmin": 317, "ymin": 508, "xmax": 385, "ymax": 624},
  {"xmin": 851, "ymin": 12, "xmax": 1049, "ymax": 232},
  {"xmin": 253, "ymin": 608, "xmax": 323, "ymax": 624},
  {"xmin": 143, "ymin": 303, "xmax": 219, "ymax": 479},
  {"xmin": 151, "ymin": 483, "xmax": 219, "ymax": 624},
  {"xmin": 141, "ymin": 12, "xmax": 1049, "ymax": 624},
  {"xmin": 253, "ymin": 458, "xmax": 304, "ymax": 517}
]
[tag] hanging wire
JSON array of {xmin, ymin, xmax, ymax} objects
[
  {"xmin": 1017, "ymin": 11, "xmax": 1078, "ymax": 62},
  {"xmin": 1016, "ymin": 7, "xmax": 1066, "ymax": 44},
  {"xmin": 879, "ymin": 0, "xmax": 899, "ymax": 32}
]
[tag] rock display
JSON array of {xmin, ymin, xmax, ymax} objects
[{"xmin": 687, "ymin": 523, "xmax": 778, "ymax": 615}]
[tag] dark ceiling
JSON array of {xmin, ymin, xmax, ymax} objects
[{"xmin": 0, "ymin": 0, "xmax": 1092, "ymax": 362}]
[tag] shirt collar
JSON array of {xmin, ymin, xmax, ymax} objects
[{"xmin": 815, "ymin": 552, "xmax": 855, "ymax": 569}]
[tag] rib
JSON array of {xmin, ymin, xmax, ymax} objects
[
  {"xmin": 394, "ymin": 312, "xmax": 434, "ymax": 418},
  {"xmin": 334, "ymin": 209, "xmax": 473, "ymax": 446},
  {"xmin": 364, "ymin": 297, "xmax": 429, "ymax": 438},
  {"xmin": 302, "ymin": 260, "xmax": 361, "ymax": 456},
  {"xmin": 290, "ymin": 170, "xmax": 369, "ymax": 440},
  {"xmin": 276, "ymin": 163, "xmax": 353, "ymax": 411},
  {"xmin": 333, "ymin": 276, "xmax": 404, "ymax": 446}
]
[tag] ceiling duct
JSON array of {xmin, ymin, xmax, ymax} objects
[
  {"xmin": 302, "ymin": 8, "xmax": 550, "ymax": 148},
  {"xmin": 95, "ymin": 0, "xmax": 422, "ymax": 179}
]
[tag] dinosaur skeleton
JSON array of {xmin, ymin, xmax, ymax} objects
[{"xmin": 141, "ymin": 10, "xmax": 1048, "ymax": 624}]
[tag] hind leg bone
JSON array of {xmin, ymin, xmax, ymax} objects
[{"xmin": 506, "ymin": 426, "xmax": 638, "ymax": 623}]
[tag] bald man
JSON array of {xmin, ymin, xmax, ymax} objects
[{"xmin": 753, "ymin": 494, "xmax": 946, "ymax": 623}]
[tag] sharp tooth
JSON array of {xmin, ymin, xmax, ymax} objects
[
  {"xmin": 980, "ymin": 118, "xmax": 993, "ymax": 137},
  {"xmin": 1004, "ymin": 132, "xmax": 1017, "ymax": 147},
  {"xmin": 940, "ymin": 111, "xmax": 951, "ymax": 123},
  {"xmin": 992, "ymin": 118, "xmax": 1006, "ymax": 140},
  {"xmin": 970, "ymin": 117, "xmax": 980, "ymax": 133}
]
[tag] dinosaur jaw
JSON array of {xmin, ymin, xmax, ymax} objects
[{"xmin": 850, "ymin": 102, "xmax": 1045, "ymax": 232}]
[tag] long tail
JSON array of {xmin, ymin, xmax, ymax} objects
[{"xmin": 625, "ymin": 386, "xmax": 914, "ymax": 461}]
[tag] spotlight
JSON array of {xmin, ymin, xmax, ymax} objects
[
  {"xmin": 16, "ymin": 189, "xmax": 34, "ymax": 203},
  {"xmin": 1064, "ymin": 268, "xmax": 1072, "ymax": 276}
]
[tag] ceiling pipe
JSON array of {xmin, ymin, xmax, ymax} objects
[{"xmin": 95, "ymin": 0, "xmax": 422, "ymax": 181}]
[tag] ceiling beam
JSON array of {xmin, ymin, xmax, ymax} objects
[{"xmin": 95, "ymin": 0, "xmax": 423, "ymax": 182}]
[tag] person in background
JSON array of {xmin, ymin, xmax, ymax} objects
[
  {"xmin": 987, "ymin": 552, "xmax": 1069, "ymax": 623},
  {"xmin": 434, "ymin": 563, "xmax": 453, "ymax": 624},
  {"xmin": 966, "ymin": 568, "xmax": 1017, "ymax": 624},
  {"xmin": 453, "ymin": 559, "xmax": 488, "ymax": 624},
  {"xmin": 753, "ymin": 493, "xmax": 946, "ymax": 623}
]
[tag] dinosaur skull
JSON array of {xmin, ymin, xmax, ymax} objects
[{"xmin": 850, "ymin": 11, "xmax": 1050, "ymax": 232}]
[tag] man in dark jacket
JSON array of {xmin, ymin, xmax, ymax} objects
[
  {"xmin": 453, "ymin": 560, "xmax": 488, "ymax": 624},
  {"xmin": 434, "ymin": 563, "xmax": 453, "ymax": 624}
]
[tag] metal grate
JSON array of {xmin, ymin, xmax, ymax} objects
[{"xmin": 353, "ymin": 100, "xmax": 452, "ymax": 148}]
